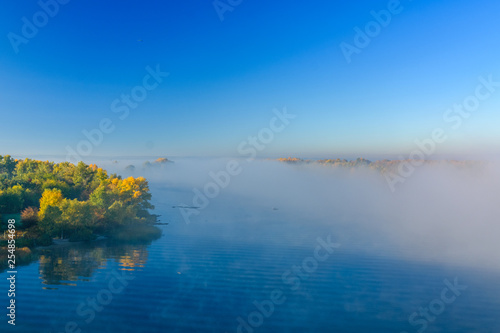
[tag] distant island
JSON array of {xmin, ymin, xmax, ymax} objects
[
  {"xmin": 0, "ymin": 155, "xmax": 159, "ymax": 253},
  {"xmin": 276, "ymin": 157, "xmax": 483, "ymax": 173},
  {"xmin": 125, "ymin": 157, "xmax": 174, "ymax": 172}
]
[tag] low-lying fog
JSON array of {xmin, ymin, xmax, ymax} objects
[{"xmin": 87, "ymin": 157, "xmax": 500, "ymax": 273}]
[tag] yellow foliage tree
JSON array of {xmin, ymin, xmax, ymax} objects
[{"xmin": 39, "ymin": 188, "xmax": 63, "ymax": 220}]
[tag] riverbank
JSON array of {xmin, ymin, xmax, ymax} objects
[
  {"xmin": 0, "ymin": 224, "xmax": 162, "ymax": 273},
  {"xmin": 35, "ymin": 235, "xmax": 109, "ymax": 250},
  {"xmin": 0, "ymin": 246, "xmax": 35, "ymax": 271}
]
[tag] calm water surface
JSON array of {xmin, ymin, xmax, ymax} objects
[{"xmin": 1, "ymin": 201, "xmax": 499, "ymax": 333}]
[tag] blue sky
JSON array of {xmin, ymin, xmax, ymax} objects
[{"xmin": 1, "ymin": 0, "xmax": 499, "ymax": 160}]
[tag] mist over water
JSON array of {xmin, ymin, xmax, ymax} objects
[
  {"xmin": 2, "ymin": 156, "xmax": 500, "ymax": 332},
  {"xmin": 93, "ymin": 157, "xmax": 500, "ymax": 273}
]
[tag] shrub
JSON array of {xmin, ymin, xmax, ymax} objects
[
  {"xmin": 21, "ymin": 207, "xmax": 39, "ymax": 229},
  {"xmin": 68, "ymin": 228, "xmax": 95, "ymax": 242},
  {"xmin": 36, "ymin": 234, "xmax": 53, "ymax": 246},
  {"xmin": 15, "ymin": 238, "xmax": 35, "ymax": 248}
]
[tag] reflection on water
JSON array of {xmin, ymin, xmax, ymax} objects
[
  {"xmin": 1, "ymin": 227, "xmax": 500, "ymax": 333},
  {"xmin": 37, "ymin": 241, "xmax": 151, "ymax": 287}
]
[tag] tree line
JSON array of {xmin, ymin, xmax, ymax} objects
[{"xmin": 0, "ymin": 155, "xmax": 157, "ymax": 245}]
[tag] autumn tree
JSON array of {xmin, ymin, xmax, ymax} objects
[
  {"xmin": 39, "ymin": 188, "xmax": 63, "ymax": 220},
  {"xmin": 0, "ymin": 155, "xmax": 158, "ymax": 243}
]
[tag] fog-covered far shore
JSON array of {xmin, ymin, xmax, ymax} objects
[{"xmin": 7, "ymin": 154, "xmax": 500, "ymax": 273}]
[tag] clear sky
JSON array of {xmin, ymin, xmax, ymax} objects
[{"xmin": 1, "ymin": 0, "xmax": 499, "ymax": 160}]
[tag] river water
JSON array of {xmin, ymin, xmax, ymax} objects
[{"xmin": 1, "ymin": 163, "xmax": 500, "ymax": 332}]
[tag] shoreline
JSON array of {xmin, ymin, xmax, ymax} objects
[{"xmin": 35, "ymin": 235, "xmax": 109, "ymax": 250}]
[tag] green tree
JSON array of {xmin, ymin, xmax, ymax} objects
[
  {"xmin": 0, "ymin": 155, "xmax": 17, "ymax": 178},
  {"xmin": 0, "ymin": 185, "xmax": 24, "ymax": 214},
  {"xmin": 38, "ymin": 205, "xmax": 62, "ymax": 238}
]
